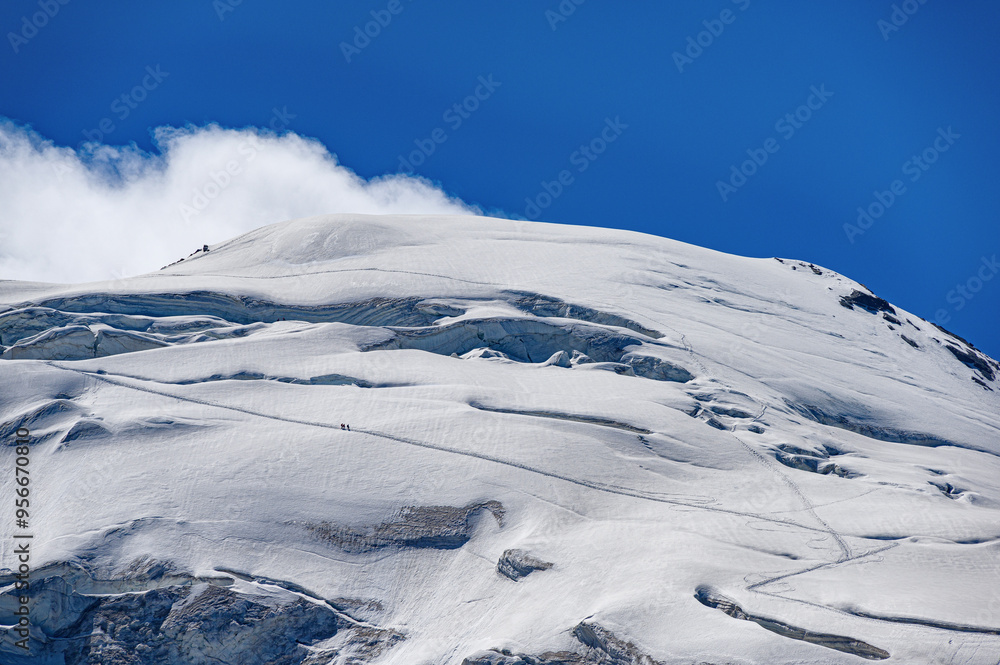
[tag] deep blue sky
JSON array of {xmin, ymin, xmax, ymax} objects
[{"xmin": 2, "ymin": 1, "xmax": 998, "ymax": 357}]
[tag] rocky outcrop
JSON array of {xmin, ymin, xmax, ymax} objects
[
  {"xmin": 496, "ymin": 549, "xmax": 553, "ymax": 581},
  {"xmin": 0, "ymin": 560, "xmax": 382, "ymax": 665},
  {"xmin": 572, "ymin": 622, "xmax": 664, "ymax": 665},
  {"xmin": 693, "ymin": 585, "xmax": 889, "ymax": 660},
  {"xmin": 945, "ymin": 344, "xmax": 997, "ymax": 382},
  {"xmin": 305, "ymin": 501, "xmax": 504, "ymax": 553},
  {"xmin": 462, "ymin": 621, "xmax": 663, "ymax": 665},
  {"xmin": 839, "ymin": 290, "xmax": 895, "ymax": 315}
]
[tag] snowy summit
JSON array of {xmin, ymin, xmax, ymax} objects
[{"xmin": 1, "ymin": 214, "xmax": 999, "ymax": 664}]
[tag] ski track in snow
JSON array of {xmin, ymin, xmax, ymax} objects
[
  {"xmin": 602, "ymin": 304, "xmax": 853, "ymax": 565},
  {"xmin": 42, "ymin": 360, "xmax": 961, "ymax": 638},
  {"xmin": 164, "ymin": 266, "xmax": 502, "ymax": 288},
  {"xmin": 560, "ymin": 301, "xmax": 942, "ymax": 637},
  {"xmin": 747, "ymin": 541, "xmax": 1000, "ymax": 641},
  {"xmin": 47, "ymin": 362, "xmax": 840, "ymax": 539},
  {"xmin": 728, "ymin": 428, "xmax": 851, "ymax": 560},
  {"xmin": 6, "ymin": 215, "xmax": 998, "ymax": 663}
]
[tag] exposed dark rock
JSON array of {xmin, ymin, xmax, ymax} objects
[
  {"xmin": 882, "ymin": 313, "xmax": 901, "ymax": 325},
  {"xmin": 306, "ymin": 501, "xmax": 504, "ymax": 553},
  {"xmin": 462, "ymin": 649, "xmax": 586, "ymax": 665},
  {"xmin": 497, "ymin": 549, "xmax": 554, "ymax": 581},
  {"xmin": 0, "ymin": 565, "xmax": 346, "ymax": 665},
  {"xmin": 572, "ymin": 622, "xmax": 663, "ymax": 665},
  {"xmin": 900, "ymin": 335, "xmax": 919, "ymax": 349},
  {"xmin": 693, "ymin": 586, "xmax": 889, "ymax": 660},
  {"xmin": 839, "ymin": 290, "xmax": 896, "ymax": 316},
  {"xmin": 170, "ymin": 372, "xmax": 383, "ymax": 388},
  {"xmin": 931, "ymin": 322, "xmax": 977, "ymax": 349},
  {"xmin": 945, "ymin": 345, "xmax": 995, "ymax": 382},
  {"xmin": 844, "ymin": 608, "xmax": 1000, "ymax": 636},
  {"xmin": 279, "ymin": 373, "xmax": 377, "ymax": 387},
  {"xmin": 462, "ymin": 622, "xmax": 663, "ymax": 665},
  {"xmin": 209, "ymin": 568, "xmax": 404, "ymax": 658}
]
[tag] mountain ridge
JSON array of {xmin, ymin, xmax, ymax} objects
[{"xmin": 1, "ymin": 214, "xmax": 998, "ymax": 664}]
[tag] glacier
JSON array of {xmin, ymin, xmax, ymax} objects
[{"xmin": 1, "ymin": 213, "xmax": 999, "ymax": 664}]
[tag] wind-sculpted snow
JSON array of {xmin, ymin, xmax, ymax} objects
[
  {"xmin": 619, "ymin": 352, "xmax": 693, "ymax": 382},
  {"xmin": 771, "ymin": 443, "xmax": 861, "ymax": 478},
  {"xmin": 469, "ymin": 402, "xmax": 653, "ymax": 434},
  {"xmin": 367, "ymin": 317, "xmax": 636, "ymax": 364},
  {"xmin": 783, "ymin": 398, "xmax": 973, "ymax": 450},
  {"xmin": 0, "ymin": 305, "xmax": 264, "ymax": 361},
  {"xmin": 2, "ymin": 214, "xmax": 999, "ymax": 664},
  {"xmin": 173, "ymin": 371, "xmax": 381, "ymax": 388},
  {"xmin": 28, "ymin": 292, "xmax": 440, "ymax": 327},
  {"xmin": 369, "ymin": 318, "xmax": 693, "ymax": 382},
  {"xmin": 505, "ymin": 292, "xmax": 663, "ymax": 340},
  {"xmin": 0, "ymin": 398, "xmax": 86, "ymax": 443},
  {"xmin": 3, "ymin": 291, "xmax": 679, "ymax": 378}
]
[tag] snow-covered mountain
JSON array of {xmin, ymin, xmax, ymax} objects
[{"xmin": 1, "ymin": 214, "xmax": 999, "ymax": 665}]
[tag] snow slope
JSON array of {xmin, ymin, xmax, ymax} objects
[{"xmin": 1, "ymin": 213, "xmax": 999, "ymax": 664}]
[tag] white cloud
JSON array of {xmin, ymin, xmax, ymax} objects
[{"xmin": 0, "ymin": 119, "xmax": 480, "ymax": 284}]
